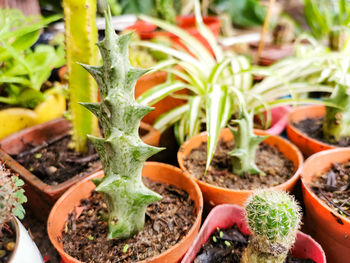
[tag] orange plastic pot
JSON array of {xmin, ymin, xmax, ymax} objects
[
  {"xmin": 0, "ymin": 118, "xmax": 160, "ymax": 220},
  {"xmin": 47, "ymin": 162, "xmax": 203, "ymax": 263},
  {"xmin": 286, "ymin": 105, "xmax": 336, "ymax": 157},
  {"xmin": 301, "ymin": 148, "xmax": 350, "ymax": 263},
  {"xmin": 178, "ymin": 128, "xmax": 303, "ymax": 206}
]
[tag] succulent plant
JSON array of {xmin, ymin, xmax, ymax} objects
[
  {"xmin": 80, "ymin": 10, "xmax": 163, "ymax": 239},
  {"xmin": 228, "ymin": 92, "xmax": 267, "ymax": 176},
  {"xmin": 0, "ymin": 163, "xmax": 27, "ymax": 233},
  {"xmin": 241, "ymin": 190, "xmax": 301, "ymax": 263},
  {"xmin": 323, "ymin": 84, "xmax": 350, "ymax": 145}
]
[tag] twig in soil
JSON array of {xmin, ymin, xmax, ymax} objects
[
  {"xmin": 15, "ymin": 134, "xmax": 68, "ymax": 159},
  {"xmin": 65, "ymin": 153, "xmax": 99, "ymax": 164},
  {"xmin": 319, "ymin": 191, "xmax": 350, "ymax": 217}
]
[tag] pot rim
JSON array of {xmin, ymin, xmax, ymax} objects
[
  {"xmin": 301, "ymin": 147, "xmax": 350, "ymax": 226},
  {"xmin": 177, "ymin": 128, "xmax": 303, "ymax": 194},
  {"xmin": 47, "ymin": 162, "xmax": 203, "ymax": 263},
  {"xmin": 287, "ymin": 104, "xmax": 338, "ymax": 149}
]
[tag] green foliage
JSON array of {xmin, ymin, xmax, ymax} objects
[
  {"xmin": 228, "ymin": 93, "xmax": 267, "ymax": 176},
  {"xmin": 323, "ymin": 84, "xmax": 350, "ymax": 143},
  {"xmin": 0, "ymin": 163, "xmax": 27, "ymax": 232},
  {"xmin": 211, "ymin": 0, "xmax": 266, "ymax": 28},
  {"xmin": 81, "ymin": 10, "xmax": 163, "ymax": 239},
  {"xmin": 0, "ymin": 9, "xmax": 64, "ymax": 109},
  {"xmin": 119, "ymin": 0, "xmax": 155, "ymax": 16},
  {"xmin": 242, "ymin": 190, "xmax": 301, "ymax": 263},
  {"xmin": 155, "ymin": 0, "xmax": 176, "ymax": 24},
  {"xmin": 63, "ymin": 0, "xmax": 99, "ymax": 153}
]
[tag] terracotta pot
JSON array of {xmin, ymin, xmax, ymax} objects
[
  {"xmin": 257, "ymin": 44, "xmax": 294, "ymax": 66},
  {"xmin": 0, "ymin": 118, "xmax": 161, "ymax": 220},
  {"xmin": 128, "ymin": 16, "xmax": 221, "ymax": 55},
  {"xmin": 181, "ymin": 204, "xmax": 326, "ymax": 263},
  {"xmin": 47, "ymin": 162, "xmax": 203, "ymax": 263},
  {"xmin": 178, "ymin": 128, "xmax": 303, "ymax": 206},
  {"xmin": 286, "ymin": 105, "xmax": 336, "ymax": 157},
  {"xmin": 8, "ymin": 217, "xmax": 44, "ymax": 263},
  {"xmin": 301, "ymin": 148, "xmax": 350, "ymax": 263}
]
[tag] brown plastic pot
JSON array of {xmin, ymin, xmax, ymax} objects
[
  {"xmin": 178, "ymin": 128, "xmax": 303, "ymax": 206},
  {"xmin": 47, "ymin": 162, "xmax": 203, "ymax": 263},
  {"xmin": 181, "ymin": 204, "xmax": 326, "ymax": 263},
  {"xmin": 286, "ymin": 105, "xmax": 336, "ymax": 157},
  {"xmin": 301, "ymin": 148, "xmax": 350, "ymax": 263},
  {"xmin": 0, "ymin": 118, "xmax": 161, "ymax": 220}
]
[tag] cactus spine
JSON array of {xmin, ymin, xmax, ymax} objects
[
  {"xmin": 228, "ymin": 92, "xmax": 267, "ymax": 176},
  {"xmin": 63, "ymin": 0, "xmax": 100, "ymax": 153},
  {"xmin": 0, "ymin": 164, "xmax": 26, "ymax": 234},
  {"xmin": 241, "ymin": 190, "xmax": 301, "ymax": 263},
  {"xmin": 81, "ymin": 10, "xmax": 163, "ymax": 239},
  {"xmin": 323, "ymin": 84, "xmax": 350, "ymax": 144}
]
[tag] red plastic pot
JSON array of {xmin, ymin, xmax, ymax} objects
[
  {"xmin": 262, "ymin": 105, "xmax": 291, "ymax": 135},
  {"xmin": 128, "ymin": 16, "xmax": 221, "ymax": 55},
  {"xmin": 181, "ymin": 204, "xmax": 326, "ymax": 263},
  {"xmin": 48, "ymin": 162, "xmax": 203, "ymax": 263},
  {"xmin": 0, "ymin": 118, "xmax": 161, "ymax": 220},
  {"xmin": 301, "ymin": 148, "xmax": 350, "ymax": 263},
  {"xmin": 286, "ymin": 105, "xmax": 336, "ymax": 157}
]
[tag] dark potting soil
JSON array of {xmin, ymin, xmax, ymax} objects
[
  {"xmin": 13, "ymin": 134, "xmax": 101, "ymax": 185},
  {"xmin": 61, "ymin": 178, "xmax": 197, "ymax": 263},
  {"xmin": 293, "ymin": 117, "xmax": 350, "ymax": 147},
  {"xmin": 0, "ymin": 224, "xmax": 16, "ymax": 263},
  {"xmin": 311, "ymin": 159, "xmax": 350, "ymax": 218},
  {"xmin": 194, "ymin": 225, "xmax": 316, "ymax": 263},
  {"xmin": 21, "ymin": 210, "xmax": 60, "ymax": 263},
  {"xmin": 184, "ymin": 140, "xmax": 295, "ymax": 190}
]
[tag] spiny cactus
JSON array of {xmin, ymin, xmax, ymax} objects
[
  {"xmin": 228, "ymin": 93, "xmax": 267, "ymax": 176},
  {"xmin": 323, "ymin": 84, "xmax": 350, "ymax": 145},
  {"xmin": 0, "ymin": 164, "xmax": 27, "ymax": 233},
  {"xmin": 241, "ymin": 190, "xmax": 301, "ymax": 263},
  {"xmin": 63, "ymin": 0, "xmax": 100, "ymax": 153},
  {"xmin": 80, "ymin": 10, "xmax": 163, "ymax": 239}
]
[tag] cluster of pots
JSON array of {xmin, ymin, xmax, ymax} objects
[{"xmin": 1, "ymin": 17, "xmax": 348, "ymax": 263}]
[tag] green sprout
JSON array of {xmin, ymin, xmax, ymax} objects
[
  {"xmin": 81, "ymin": 10, "xmax": 163, "ymax": 239},
  {"xmin": 242, "ymin": 190, "xmax": 301, "ymax": 263}
]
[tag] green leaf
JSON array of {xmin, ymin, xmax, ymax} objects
[
  {"xmin": 188, "ymin": 96, "xmax": 202, "ymax": 139},
  {"xmin": 11, "ymin": 30, "xmax": 40, "ymax": 51},
  {"xmin": 153, "ymin": 104, "xmax": 189, "ymax": 132}
]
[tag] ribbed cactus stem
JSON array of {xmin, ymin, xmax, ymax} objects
[
  {"xmin": 241, "ymin": 190, "xmax": 301, "ymax": 263},
  {"xmin": 228, "ymin": 104, "xmax": 267, "ymax": 176},
  {"xmin": 63, "ymin": 0, "xmax": 99, "ymax": 153},
  {"xmin": 323, "ymin": 84, "xmax": 350, "ymax": 144},
  {"xmin": 80, "ymin": 10, "xmax": 163, "ymax": 239}
]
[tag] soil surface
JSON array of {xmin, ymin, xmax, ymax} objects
[
  {"xmin": 293, "ymin": 117, "xmax": 350, "ymax": 147},
  {"xmin": 195, "ymin": 225, "xmax": 316, "ymax": 263},
  {"xmin": 0, "ymin": 224, "xmax": 16, "ymax": 263},
  {"xmin": 311, "ymin": 159, "xmax": 350, "ymax": 219},
  {"xmin": 184, "ymin": 140, "xmax": 295, "ymax": 190},
  {"xmin": 13, "ymin": 134, "xmax": 101, "ymax": 185},
  {"xmin": 21, "ymin": 210, "xmax": 60, "ymax": 263},
  {"xmin": 62, "ymin": 178, "xmax": 197, "ymax": 262}
]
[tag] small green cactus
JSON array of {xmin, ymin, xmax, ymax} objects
[
  {"xmin": 323, "ymin": 84, "xmax": 350, "ymax": 144},
  {"xmin": 0, "ymin": 163, "xmax": 27, "ymax": 233},
  {"xmin": 80, "ymin": 10, "xmax": 163, "ymax": 239},
  {"xmin": 241, "ymin": 190, "xmax": 301, "ymax": 263}
]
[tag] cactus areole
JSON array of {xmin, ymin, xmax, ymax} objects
[
  {"xmin": 241, "ymin": 190, "xmax": 301, "ymax": 263},
  {"xmin": 80, "ymin": 10, "xmax": 164, "ymax": 239}
]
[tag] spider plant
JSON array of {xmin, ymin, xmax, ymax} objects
[{"xmin": 136, "ymin": 0, "xmax": 336, "ymax": 171}]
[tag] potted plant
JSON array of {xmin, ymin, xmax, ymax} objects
[
  {"xmin": 0, "ymin": 8, "xmax": 66, "ymax": 139},
  {"xmin": 47, "ymin": 10, "xmax": 203, "ymax": 262},
  {"xmin": 182, "ymin": 190, "xmax": 326, "ymax": 263},
  {"xmin": 286, "ymin": 40, "xmax": 350, "ymax": 156},
  {"xmin": 301, "ymin": 147, "xmax": 350, "ymax": 263},
  {"xmin": 177, "ymin": 90, "xmax": 303, "ymax": 206},
  {"xmin": 0, "ymin": 1, "xmax": 161, "ymax": 220},
  {"xmin": 0, "ymin": 162, "xmax": 43, "ymax": 262}
]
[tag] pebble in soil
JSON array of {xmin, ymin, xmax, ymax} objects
[
  {"xmin": 195, "ymin": 226, "xmax": 316, "ymax": 263},
  {"xmin": 293, "ymin": 117, "xmax": 350, "ymax": 147},
  {"xmin": 184, "ymin": 140, "xmax": 295, "ymax": 190},
  {"xmin": 62, "ymin": 178, "xmax": 197, "ymax": 263},
  {"xmin": 311, "ymin": 159, "xmax": 350, "ymax": 218},
  {"xmin": 0, "ymin": 225, "xmax": 16, "ymax": 263}
]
